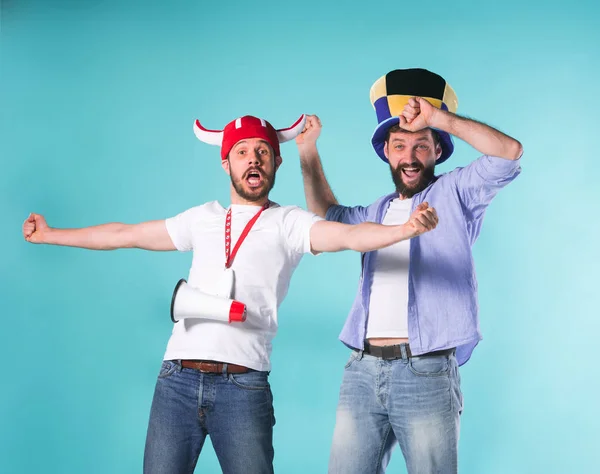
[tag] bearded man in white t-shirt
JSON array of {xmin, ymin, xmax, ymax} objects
[{"xmin": 22, "ymin": 113, "xmax": 439, "ymax": 474}]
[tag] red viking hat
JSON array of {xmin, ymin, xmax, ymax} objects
[{"xmin": 193, "ymin": 115, "xmax": 306, "ymax": 161}]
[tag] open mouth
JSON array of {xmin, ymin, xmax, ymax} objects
[
  {"xmin": 401, "ymin": 166, "xmax": 422, "ymax": 182},
  {"xmin": 245, "ymin": 169, "xmax": 264, "ymax": 188}
]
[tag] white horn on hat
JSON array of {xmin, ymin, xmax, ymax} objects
[
  {"xmin": 193, "ymin": 119, "xmax": 224, "ymax": 145},
  {"xmin": 276, "ymin": 114, "xmax": 306, "ymax": 143}
]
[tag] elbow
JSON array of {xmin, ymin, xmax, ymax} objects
[
  {"xmin": 116, "ymin": 224, "xmax": 137, "ymax": 249},
  {"xmin": 344, "ymin": 226, "xmax": 366, "ymax": 253},
  {"xmin": 507, "ymin": 139, "xmax": 523, "ymax": 160}
]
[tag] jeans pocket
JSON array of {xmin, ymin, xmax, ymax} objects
[
  {"xmin": 229, "ymin": 371, "xmax": 270, "ymax": 390},
  {"xmin": 158, "ymin": 360, "xmax": 178, "ymax": 379},
  {"xmin": 344, "ymin": 351, "xmax": 359, "ymax": 369},
  {"xmin": 408, "ymin": 355, "xmax": 450, "ymax": 377}
]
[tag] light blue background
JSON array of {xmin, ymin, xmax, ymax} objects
[{"xmin": 2, "ymin": 0, "xmax": 599, "ymax": 472}]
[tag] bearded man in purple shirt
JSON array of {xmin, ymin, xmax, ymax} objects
[{"xmin": 296, "ymin": 69, "xmax": 523, "ymax": 474}]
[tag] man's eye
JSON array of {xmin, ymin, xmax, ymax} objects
[
  {"xmin": 238, "ymin": 150, "xmax": 246, "ymax": 155},
  {"xmin": 418, "ymin": 145, "xmax": 429, "ymax": 150},
  {"xmin": 395, "ymin": 145, "xmax": 404, "ymax": 150},
  {"xmin": 259, "ymin": 149, "xmax": 268, "ymax": 155}
]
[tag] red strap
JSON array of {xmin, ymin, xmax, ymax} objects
[{"xmin": 225, "ymin": 202, "xmax": 269, "ymax": 268}]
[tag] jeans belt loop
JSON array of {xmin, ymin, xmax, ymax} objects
[{"xmin": 400, "ymin": 343, "xmax": 409, "ymax": 360}]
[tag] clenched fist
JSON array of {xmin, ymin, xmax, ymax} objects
[
  {"xmin": 405, "ymin": 202, "xmax": 438, "ymax": 238},
  {"xmin": 398, "ymin": 97, "xmax": 440, "ymax": 132},
  {"xmin": 295, "ymin": 114, "xmax": 322, "ymax": 148},
  {"xmin": 23, "ymin": 213, "xmax": 50, "ymax": 244}
]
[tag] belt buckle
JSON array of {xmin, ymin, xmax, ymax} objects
[{"xmin": 381, "ymin": 345, "xmax": 396, "ymax": 360}]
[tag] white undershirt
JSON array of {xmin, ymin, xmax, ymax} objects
[
  {"xmin": 366, "ymin": 197, "xmax": 412, "ymax": 339},
  {"xmin": 164, "ymin": 201, "xmax": 321, "ymax": 371}
]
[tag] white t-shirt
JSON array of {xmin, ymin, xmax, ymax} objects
[
  {"xmin": 366, "ymin": 197, "xmax": 412, "ymax": 339},
  {"xmin": 164, "ymin": 201, "xmax": 322, "ymax": 371}
]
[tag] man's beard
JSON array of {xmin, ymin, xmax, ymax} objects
[
  {"xmin": 230, "ymin": 168, "xmax": 276, "ymax": 203},
  {"xmin": 390, "ymin": 161, "xmax": 435, "ymax": 198}
]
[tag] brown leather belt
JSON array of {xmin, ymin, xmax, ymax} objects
[
  {"xmin": 180, "ymin": 360, "xmax": 251, "ymax": 374},
  {"xmin": 363, "ymin": 341, "xmax": 455, "ymax": 360}
]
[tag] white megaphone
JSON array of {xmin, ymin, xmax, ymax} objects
[{"xmin": 170, "ymin": 279, "xmax": 247, "ymax": 323}]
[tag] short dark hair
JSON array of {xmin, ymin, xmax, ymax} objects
[{"xmin": 385, "ymin": 125, "xmax": 440, "ymax": 146}]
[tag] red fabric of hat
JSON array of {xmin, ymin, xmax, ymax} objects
[{"xmin": 220, "ymin": 116, "xmax": 280, "ymax": 161}]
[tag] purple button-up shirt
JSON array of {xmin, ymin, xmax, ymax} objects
[{"xmin": 326, "ymin": 155, "xmax": 521, "ymax": 365}]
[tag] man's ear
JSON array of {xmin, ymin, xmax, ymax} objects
[
  {"xmin": 221, "ymin": 158, "xmax": 231, "ymax": 176},
  {"xmin": 383, "ymin": 142, "xmax": 389, "ymax": 160},
  {"xmin": 435, "ymin": 144, "xmax": 443, "ymax": 161},
  {"xmin": 275, "ymin": 155, "xmax": 283, "ymax": 171}
]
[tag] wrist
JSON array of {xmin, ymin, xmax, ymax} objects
[
  {"xmin": 297, "ymin": 142, "xmax": 319, "ymax": 159},
  {"xmin": 41, "ymin": 227, "xmax": 55, "ymax": 244},
  {"xmin": 398, "ymin": 223, "xmax": 414, "ymax": 240},
  {"xmin": 428, "ymin": 108, "xmax": 452, "ymax": 132}
]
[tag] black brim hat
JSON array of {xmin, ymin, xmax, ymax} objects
[{"xmin": 370, "ymin": 68, "xmax": 458, "ymax": 164}]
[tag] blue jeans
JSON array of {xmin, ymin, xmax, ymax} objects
[
  {"xmin": 329, "ymin": 350, "xmax": 463, "ymax": 474},
  {"xmin": 144, "ymin": 360, "xmax": 275, "ymax": 474}
]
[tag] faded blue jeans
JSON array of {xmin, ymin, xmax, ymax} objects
[
  {"xmin": 144, "ymin": 360, "xmax": 275, "ymax": 474},
  {"xmin": 329, "ymin": 349, "xmax": 463, "ymax": 474}
]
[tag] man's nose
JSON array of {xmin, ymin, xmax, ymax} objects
[{"xmin": 248, "ymin": 151, "xmax": 260, "ymax": 164}]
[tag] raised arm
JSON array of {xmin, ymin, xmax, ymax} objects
[
  {"xmin": 296, "ymin": 115, "xmax": 339, "ymax": 218},
  {"xmin": 399, "ymin": 97, "xmax": 523, "ymax": 160},
  {"xmin": 22, "ymin": 213, "xmax": 176, "ymax": 251},
  {"xmin": 310, "ymin": 203, "xmax": 437, "ymax": 253}
]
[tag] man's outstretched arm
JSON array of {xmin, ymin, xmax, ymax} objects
[
  {"xmin": 296, "ymin": 115, "xmax": 339, "ymax": 218},
  {"xmin": 22, "ymin": 213, "xmax": 176, "ymax": 251},
  {"xmin": 310, "ymin": 202, "xmax": 437, "ymax": 253}
]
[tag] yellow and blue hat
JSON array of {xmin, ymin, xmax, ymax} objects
[{"xmin": 370, "ymin": 68, "xmax": 458, "ymax": 164}]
